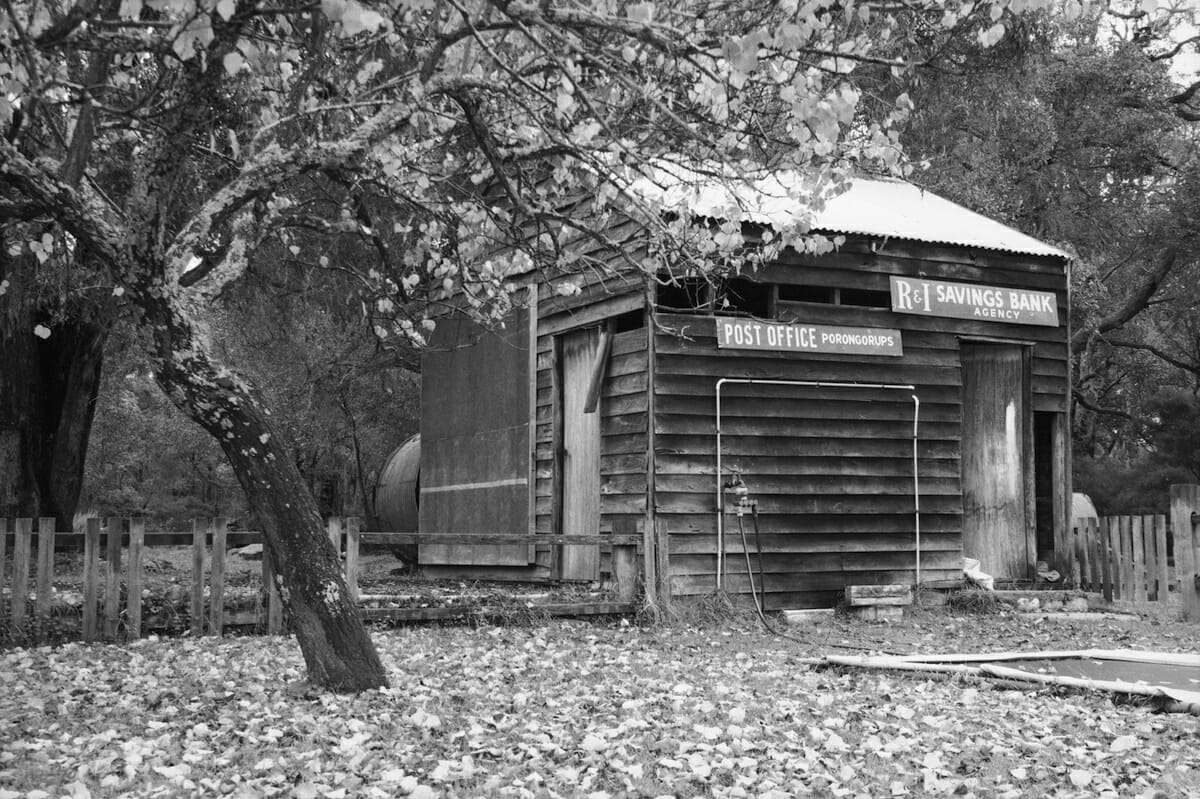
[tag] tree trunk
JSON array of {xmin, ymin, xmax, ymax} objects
[
  {"xmin": 0, "ymin": 241, "xmax": 106, "ymax": 525},
  {"xmin": 140, "ymin": 283, "xmax": 389, "ymax": 692}
]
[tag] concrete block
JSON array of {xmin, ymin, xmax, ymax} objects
[
  {"xmin": 847, "ymin": 584, "xmax": 913, "ymax": 607},
  {"xmin": 849, "ymin": 605, "xmax": 904, "ymax": 621},
  {"xmin": 781, "ymin": 609, "xmax": 835, "ymax": 625}
]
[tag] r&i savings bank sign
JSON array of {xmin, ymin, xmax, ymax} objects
[{"xmin": 889, "ymin": 276, "xmax": 1059, "ymax": 327}]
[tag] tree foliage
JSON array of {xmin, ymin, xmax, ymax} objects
[
  {"xmin": 4, "ymin": 0, "xmax": 1040, "ymax": 690},
  {"xmin": 898, "ymin": 3, "xmax": 1200, "ymax": 470}
]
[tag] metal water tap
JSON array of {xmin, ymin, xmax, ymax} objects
[{"xmin": 724, "ymin": 469, "xmax": 754, "ymax": 515}]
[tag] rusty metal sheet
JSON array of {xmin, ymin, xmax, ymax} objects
[{"xmin": 420, "ymin": 310, "xmax": 532, "ymax": 565}]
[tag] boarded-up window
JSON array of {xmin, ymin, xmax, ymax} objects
[{"xmin": 419, "ymin": 309, "xmax": 533, "ymax": 565}]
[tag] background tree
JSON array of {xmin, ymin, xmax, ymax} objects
[{"xmin": 895, "ymin": 4, "xmax": 1200, "ymax": 507}]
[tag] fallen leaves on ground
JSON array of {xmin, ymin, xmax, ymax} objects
[{"xmin": 1, "ymin": 615, "xmax": 1198, "ymax": 798}]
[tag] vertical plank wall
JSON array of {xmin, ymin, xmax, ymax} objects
[
  {"xmin": 534, "ymin": 291, "xmax": 649, "ymax": 580},
  {"xmin": 654, "ymin": 241, "xmax": 1069, "ymax": 608}
]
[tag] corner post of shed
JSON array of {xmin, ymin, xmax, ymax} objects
[{"xmin": 1169, "ymin": 484, "xmax": 1200, "ymax": 621}]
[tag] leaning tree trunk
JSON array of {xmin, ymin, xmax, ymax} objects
[{"xmin": 139, "ymin": 284, "xmax": 388, "ymax": 692}]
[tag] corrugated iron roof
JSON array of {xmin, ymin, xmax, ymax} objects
[
  {"xmin": 633, "ymin": 167, "xmax": 1070, "ymax": 261},
  {"xmin": 811, "ymin": 178, "xmax": 1070, "ymax": 260}
]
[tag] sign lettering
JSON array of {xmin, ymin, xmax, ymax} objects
[
  {"xmin": 890, "ymin": 276, "xmax": 1059, "ymax": 327},
  {"xmin": 716, "ymin": 319, "xmax": 903, "ymax": 356}
]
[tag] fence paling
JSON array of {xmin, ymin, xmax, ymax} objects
[
  {"xmin": 1154, "ymin": 514, "xmax": 1170, "ymax": 602},
  {"xmin": 1170, "ymin": 485, "xmax": 1200, "ymax": 621},
  {"xmin": 104, "ymin": 518, "xmax": 122, "ymax": 639},
  {"xmin": 1086, "ymin": 518, "xmax": 1102, "ymax": 594},
  {"xmin": 35, "ymin": 517, "xmax": 55, "ymax": 631},
  {"xmin": 1131, "ymin": 516, "xmax": 1146, "ymax": 602},
  {"xmin": 191, "ymin": 519, "xmax": 206, "ymax": 636},
  {"xmin": 1076, "ymin": 506, "xmax": 1200, "ymax": 609},
  {"xmin": 5, "ymin": 515, "xmax": 651, "ymax": 640},
  {"xmin": 210, "ymin": 517, "xmax": 228, "ymax": 636},
  {"xmin": 1098, "ymin": 517, "xmax": 1114, "ymax": 603},
  {"xmin": 12, "ymin": 518, "xmax": 32, "ymax": 630},
  {"xmin": 128, "ymin": 519, "xmax": 145, "ymax": 637},
  {"xmin": 82, "ymin": 519, "xmax": 100, "ymax": 642}
]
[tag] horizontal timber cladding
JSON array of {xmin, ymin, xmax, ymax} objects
[{"xmin": 652, "ymin": 277, "xmax": 1063, "ymax": 607}]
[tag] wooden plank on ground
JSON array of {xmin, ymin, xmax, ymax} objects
[
  {"xmin": 1169, "ymin": 485, "xmax": 1200, "ymax": 621},
  {"xmin": 210, "ymin": 517, "xmax": 228, "ymax": 636},
  {"xmin": 360, "ymin": 532, "xmax": 642, "ymax": 546},
  {"xmin": 104, "ymin": 518, "xmax": 122, "ymax": 640},
  {"xmin": 847, "ymin": 585, "xmax": 913, "ymax": 607},
  {"xmin": 361, "ymin": 601, "xmax": 638, "ymax": 623},
  {"xmin": 82, "ymin": 518, "xmax": 100, "ymax": 642},
  {"xmin": 35, "ymin": 517, "xmax": 55, "ymax": 634},
  {"xmin": 191, "ymin": 519, "xmax": 205, "ymax": 636},
  {"xmin": 127, "ymin": 519, "xmax": 145, "ymax": 639},
  {"xmin": 1154, "ymin": 514, "xmax": 1170, "ymax": 603},
  {"xmin": 12, "ymin": 519, "xmax": 32, "ymax": 632},
  {"xmin": 1131, "ymin": 515, "xmax": 1147, "ymax": 602}
]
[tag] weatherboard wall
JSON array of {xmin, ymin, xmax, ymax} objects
[{"xmin": 654, "ymin": 239, "xmax": 1069, "ymax": 608}]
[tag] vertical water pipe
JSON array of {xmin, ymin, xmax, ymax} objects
[{"xmin": 715, "ymin": 379, "xmax": 921, "ymax": 592}]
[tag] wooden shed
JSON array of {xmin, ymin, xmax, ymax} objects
[{"xmin": 415, "ymin": 177, "xmax": 1072, "ymax": 608}]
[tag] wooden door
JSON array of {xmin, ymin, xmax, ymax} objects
[
  {"xmin": 559, "ymin": 327, "xmax": 601, "ymax": 581},
  {"xmin": 961, "ymin": 342, "xmax": 1032, "ymax": 580}
]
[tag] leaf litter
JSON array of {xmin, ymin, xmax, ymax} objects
[{"xmin": 1, "ymin": 611, "xmax": 1198, "ymax": 798}]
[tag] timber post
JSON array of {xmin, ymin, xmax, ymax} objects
[
  {"xmin": 12, "ymin": 518, "xmax": 32, "ymax": 633},
  {"xmin": 103, "ymin": 517, "xmax": 122, "ymax": 640},
  {"xmin": 127, "ymin": 518, "xmax": 145, "ymax": 638},
  {"xmin": 260, "ymin": 543, "xmax": 284, "ymax": 635},
  {"xmin": 190, "ymin": 519, "xmax": 206, "ymax": 635},
  {"xmin": 209, "ymin": 517, "xmax": 228, "ymax": 636},
  {"xmin": 1169, "ymin": 484, "xmax": 1200, "ymax": 621},
  {"xmin": 611, "ymin": 520, "xmax": 638, "ymax": 603},
  {"xmin": 655, "ymin": 518, "xmax": 672, "ymax": 613},
  {"xmin": 35, "ymin": 517, "xmax": 55, "ymax": 639},
  {"xmin": 82, "ymin": 518, "xmax": 100, "ymax": 642},
  {"xmin": 641, "ymin": 519, "xmax": 658, "ymax": 610}
]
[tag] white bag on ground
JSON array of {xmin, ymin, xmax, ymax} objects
[{"xmin": 962, "ymin": 557, "xmax": 995, "ymax": 591}]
